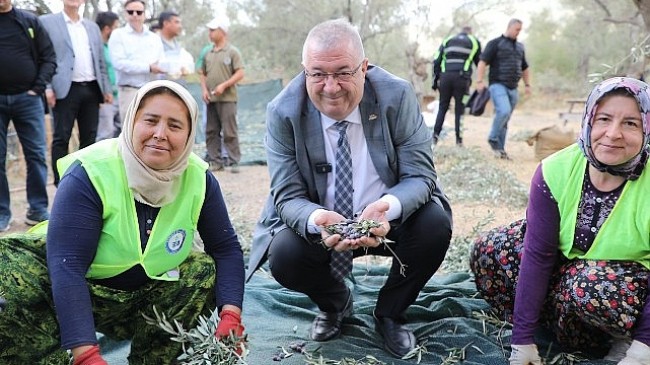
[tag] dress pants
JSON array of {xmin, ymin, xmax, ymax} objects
[
  {"xmin": 267, "ymin": 200, "xmax": 452, "ymax": 318},
  {"xmin": 51, "ymin": 81, "xmax": 101, "ymax": 185},
  {"xmin": 434, "ymin": 72, "xmax": 471, "ymax": 142}
]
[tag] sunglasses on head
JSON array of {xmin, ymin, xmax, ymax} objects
[{"xmin": 126, "ymin": 9, "xmax": 144, "ymax": 15}]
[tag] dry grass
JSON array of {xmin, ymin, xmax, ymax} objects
[{"xmin": 4, "ymin": 98, "xmax": 575, "ymax": 254}]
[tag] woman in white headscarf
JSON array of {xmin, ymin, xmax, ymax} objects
[{"xmin": 0, "ymin": 80, "xmax": 245, "ymax": 365}]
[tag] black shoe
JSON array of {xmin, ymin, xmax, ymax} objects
[
  {"xmin": 374, "ymin": 314, "xmax": 416, "ymax": 358},
  {"xmin": 456, "ymin": 138, "xmax": 463, "ymax": 146},
  {"xmin": 309, "ymin": 291, "xmax": 353, "ymax": 341}
]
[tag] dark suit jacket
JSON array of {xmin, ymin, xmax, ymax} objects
[
  {"xmin": 40, "ymin": 12, "xmax": 110, "ymax": 100},
  {"xmin": 246, "ymin": 65, "xmax": 452, "ymax": 281}
]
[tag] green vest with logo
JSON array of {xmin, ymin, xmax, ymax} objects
[
  {"xmin": 542, "ymin": 144, "xmax": 650, "ymax": 268},
  {"xmin": 57, "ymin": 139, "xmax": 208, "ymax": 280}
]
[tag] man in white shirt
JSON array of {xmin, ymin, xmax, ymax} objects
[
  {"xmin": 40, "ymin": 0, "xmax": 112, "ymax": 187},
  {"xmin": 158, "ymin": 10, "xmax": 193, "ymax": 86},
  {"xmin": 108, "ymin": 0, "xmax": 164, "ymax": 131}
]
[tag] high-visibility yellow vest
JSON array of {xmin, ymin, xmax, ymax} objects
[
  {"xmin": 542, "ymin": 144, "xmax": 650, "ymax": 268},
  {"xmin": 57, "ymin": 139, "xmax": 208, "ymax": 280}
]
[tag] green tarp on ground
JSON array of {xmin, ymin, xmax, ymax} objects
[
  {"xmin": 101, "ymin": 265, "xmax": 613, "ymax": 364},
  {"xmin": 187, "ymin": 79, "xmax": 283, "ymax": 166}
]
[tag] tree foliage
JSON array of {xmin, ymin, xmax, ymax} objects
[
  {"xmin": 226, "ymin": 0, "xmax": 410, "ymax": 82},
  {"xmin": 525, "ymin": 0, "xmax": 645, "ymax": 95},
  {"xmin": 17, "ymin": 0, "xmax": 650, "ymax": 94}
]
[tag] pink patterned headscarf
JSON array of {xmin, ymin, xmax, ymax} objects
[{"xmin": 578, "ymin": 77, "xmax": 650, "ymax": 180}]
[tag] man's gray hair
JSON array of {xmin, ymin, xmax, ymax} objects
[
  {"xmin": 301, "ymin": 19, "xmax": 365, "ymax": 64},
  {"xmin": 508, "ymin": 18, "xmax": 523, "ymax": 28}
]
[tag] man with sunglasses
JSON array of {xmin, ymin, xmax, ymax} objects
[
  {"xmin": 108, "ymin": 0, "xmax": 164, "ymax": 135},
  {"xmin": 247, "ymin": 19, "xmax": 452, "ymax": 358}
]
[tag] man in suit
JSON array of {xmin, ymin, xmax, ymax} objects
[
  {"xmin": 40, "ymin": 0, "xmax": 112, "ymax": 186},
  {"xmin": 246, "ymin": 19, "xmax": 453, "ymax": 358}
]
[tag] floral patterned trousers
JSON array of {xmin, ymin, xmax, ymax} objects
[{"xmin": 469, "ymin": 219, "xmax": 649, "ymax": 350}]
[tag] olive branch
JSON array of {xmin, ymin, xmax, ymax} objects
[
  {"xmin": 322, "ymin": 219, "xmax": 407, "ymax": 277},
  {"xmin": 142, "ymin": 305, "xmax": 248, "ymax": 365}
]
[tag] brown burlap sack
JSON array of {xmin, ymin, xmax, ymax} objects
[{"xmin": 526, "ymin": 125, "xmax": 576, "ymax": 161}]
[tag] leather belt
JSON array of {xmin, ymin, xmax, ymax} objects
[{"xmin": 71, "ymin": 80, "xmax": 96, "ymax": 86}]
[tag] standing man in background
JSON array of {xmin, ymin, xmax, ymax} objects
[
  {"xmin": 475, "ymin": 18, "xmax": 531, "ymax": 160},
  {"xmin": 432, "ymin": 26, "xmax": 481, "ymax": 147},
  {"xmin": 40, "ymin": 0, "xmax": 112, "ymax": 187},
  {"xmin": 109, "ymin": 0, "xmax": 165, "ymax": 135},
  {"xmin": 158, "ymin": 10, "xmax": 194, "ymax": 86},
  {"xmin": 0, "ymin": 0, "xmax": 56, "ymax": 230},
  {"xmin": 200, "ymin": 17, "xmax": 245, "ymax": 173},
  {"xmin": 95, "ymin": 11, "xmax": 120, "ymax": 141}
]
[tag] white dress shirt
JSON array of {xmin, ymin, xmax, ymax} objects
[
  {"xmin": 108, "ymin": 24, "xmax": 164, "ymax": 87},
  {"xmin": 63, "ymin": 12, "xmax": 94, "ymax": 82},
  {"xmin": 307, "ymin": 107, "xmax": 402, "ymax": 233}
]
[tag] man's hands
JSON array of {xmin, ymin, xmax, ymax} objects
[
  {"xmin": 315, "ymin": 200, "xmax": 390, "ymax": 252},
  {"xmin": 45, "ymin": 89, "xmax": 56, "ymax": 108},
  {"xmin": 509, "ymin": 344, "xmax": 542, "ymax": 365},
  {"xmin": 149, "ymin": 62, "xmax": 165, "ymax": 74},
  {"xmin": 73, "ymin": 345, "xmax": 107, "ymax": 365},
  {"xmin": 432, "ymin": 76, "xmax": 440, "ymax": 91}
]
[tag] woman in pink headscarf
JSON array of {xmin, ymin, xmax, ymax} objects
[{"xmin": 471, "ymin": 77, "xmax": 650, "ymax": 365}]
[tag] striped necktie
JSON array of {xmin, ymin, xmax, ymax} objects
[{"xmin": 330, "ymin": 121, "xmax": 354, "ymax": 281}]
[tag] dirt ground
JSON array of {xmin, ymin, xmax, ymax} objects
[{"xmin": 2, "ymin": 98, "xmax": 581, "ymax": 246}]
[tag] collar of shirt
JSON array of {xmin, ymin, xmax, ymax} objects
[
  {"xmin": 126, "ymin": 23, "xmax": 148, "ymax": 34},
  {"xmin": 320, "ymin": 107, "xmax": 362, "ymax": 131},
  {"xmin": 62, "ymin": 11, "xmax": 81, "ymax": 25}
]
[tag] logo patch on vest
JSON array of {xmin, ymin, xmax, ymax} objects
[{"xmin": 166, "ymin": 229, "xmax": 186, "ymax": 254}]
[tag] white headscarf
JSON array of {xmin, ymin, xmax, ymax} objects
[{"xmin": 117, "ymin": 80, "xmax": 199, "ymax": 207}]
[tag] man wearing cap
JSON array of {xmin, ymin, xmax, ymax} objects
[
  {"xmin": 199, "ymin": 17, "xmax": 245, "ymax": 173},
  {"xmin": 108, "ymin": 0, "xmax": 165, "ymax": 134}
]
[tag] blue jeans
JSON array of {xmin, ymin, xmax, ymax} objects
[
  {"xmin": 487, "ymin": 83, "xmax": 519, "ymax": 151},
  {"xmin": 0, "ymin": 92, "xmax": 49, "ymax": 219}
]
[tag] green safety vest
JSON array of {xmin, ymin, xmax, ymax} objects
[
  {"xmin": 542, "ymin": 144, "xmax": 650, "ymax": 268},
  {"xmin": 57, "ymin": 139, "xmax": 208, "ymax": 280},
  {"xmin": 436, "ymin": 33, "xmax": 480, "ymax": 73}
]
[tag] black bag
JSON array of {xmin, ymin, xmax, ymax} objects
[{"xmin": 467, "ymin": 88, "xmax": 490, "ymax": 116}]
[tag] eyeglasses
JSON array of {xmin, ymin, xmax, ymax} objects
[
  {"xmin": 126, "ymin": 9, "xmax": 144, "ymax": 16},
  {"xmin": 304, "ymin": 61, "xmax": 364, "ymax": 83}
]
